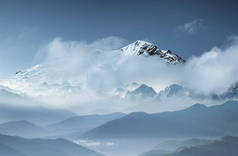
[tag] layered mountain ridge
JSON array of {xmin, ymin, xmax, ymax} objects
[{"xmin": 81, "ymin": 100, "xmax": 238, "ymax": 139}]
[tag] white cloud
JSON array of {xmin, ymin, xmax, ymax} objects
[
  {"xmin": 184, "ymin": 36, "xmax": 238, "ymax": 93},
  {"xmin": 32, "ymin": 37, "xmax": 179, "ymax": 93},
  {"xmin": 1, "ymin": 36, "xmax": 238, "ymax": 114},
  {"xmin": 178, "ymin": 19, "xmax": 203, "ymax": 33}
]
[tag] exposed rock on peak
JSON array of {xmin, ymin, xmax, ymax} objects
[{"xmin": 121, "ymin": 40, "xmax": 186, "ymax": 64}]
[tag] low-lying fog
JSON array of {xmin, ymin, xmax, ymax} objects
[
  {"xmin": 74, "ymin": 137, "xmax": 216, "ymax": 156},
  {"xmin": 75, "ymin": 138, "xmax": 164, "ymax": 156}
]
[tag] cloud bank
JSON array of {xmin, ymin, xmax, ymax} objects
[
  {"xmin": 33, "ymin": 37, "xmax": 181, "ymax": 93},
  {"xmin": 1, "ymin": 36, "xmax": 238, "ymax": 113},
  {"xmin": 185, "ymin": 36, "xmax": 238, "ymax": 94}
]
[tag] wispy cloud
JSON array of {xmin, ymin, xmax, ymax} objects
[{"xmin": 178, "ymin": 19, "xmax": 203, "ymax": 34}]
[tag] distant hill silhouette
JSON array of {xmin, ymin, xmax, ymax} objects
[
  {"xmin": 0, "ymin": 103, "xmax": 75, "ymax": 126},
  {"xmin": 0, "ymin": 120, "xmax": 46, "ymax": 138},
  {"xmin": 167, "ymin": 136, "xmax": 238, "ymax": 156},
  {"xmin": 0, "ymin": 134, "xmax": 104, "ymax": 156},
  {"xmin": 140, "ymin": 138, "xmax": 211, "ymax": 156},
  {"xmin": 82, "ymin": 101, "xmax": 238, "ymax": 139},
  {"xmin": 47, "ymin": 112, "xmax": 125, "ymax": 139}
]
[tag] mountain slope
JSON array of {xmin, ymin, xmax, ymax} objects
[
  {"xmin": 140, "ymin": 138, "xmax": 211, "ymax": 156},
  {"xmin": 13, "ymin": 40, "xmax": 185, "ymax": 86},
  {"xmin": 167, "ymin": 136, "xmax": 238, "ymax": 156},
  {"xmin": 121, "ymin": 40, "xmax": 185, "ymax": 64},
  {"xmin": 82, "ymin": 101, "xmax": 238, "ymax": 139},
  {"xmin": 47, "ymin": 112, "xmax": 125, "ymax": 139},
  {"xmin": 0, "ymin": 103, "xmax": 75, "ymax": 126},
  {"xmin": 0, "ymin": 134, "xmax": 105, "ymax": 156},
  {"xmin": 0, "ymin": 120, "xmax": 46, "ymax": 138}
]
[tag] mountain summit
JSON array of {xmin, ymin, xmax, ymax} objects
[
  {"xmin": 121, "ymin": 40, "xmax": 185, "ymax": 64},
  {"xmin": 125, "ymin": 84, "xmax": 157, "ymax": 100}
]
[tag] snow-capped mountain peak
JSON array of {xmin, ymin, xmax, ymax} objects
[
  {"xmin": 121, "ymin": 40, "xmax": 154, "ymax": 56},
  {"xmin": 125, "ymin": 84, "xmax": 157, "ymax": 100},
  {"xmin": 121, "ymin": 40, "xmax": 185, "ymax": 64}
]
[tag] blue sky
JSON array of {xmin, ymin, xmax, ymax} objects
[{"xmin": 0, "ymin": 0, "xmax": 238, "ymax": 76}]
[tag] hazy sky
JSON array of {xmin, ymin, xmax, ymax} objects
[{"xmin": 0, "ymin": 0, "xmax": 238, "ymax": 76}]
